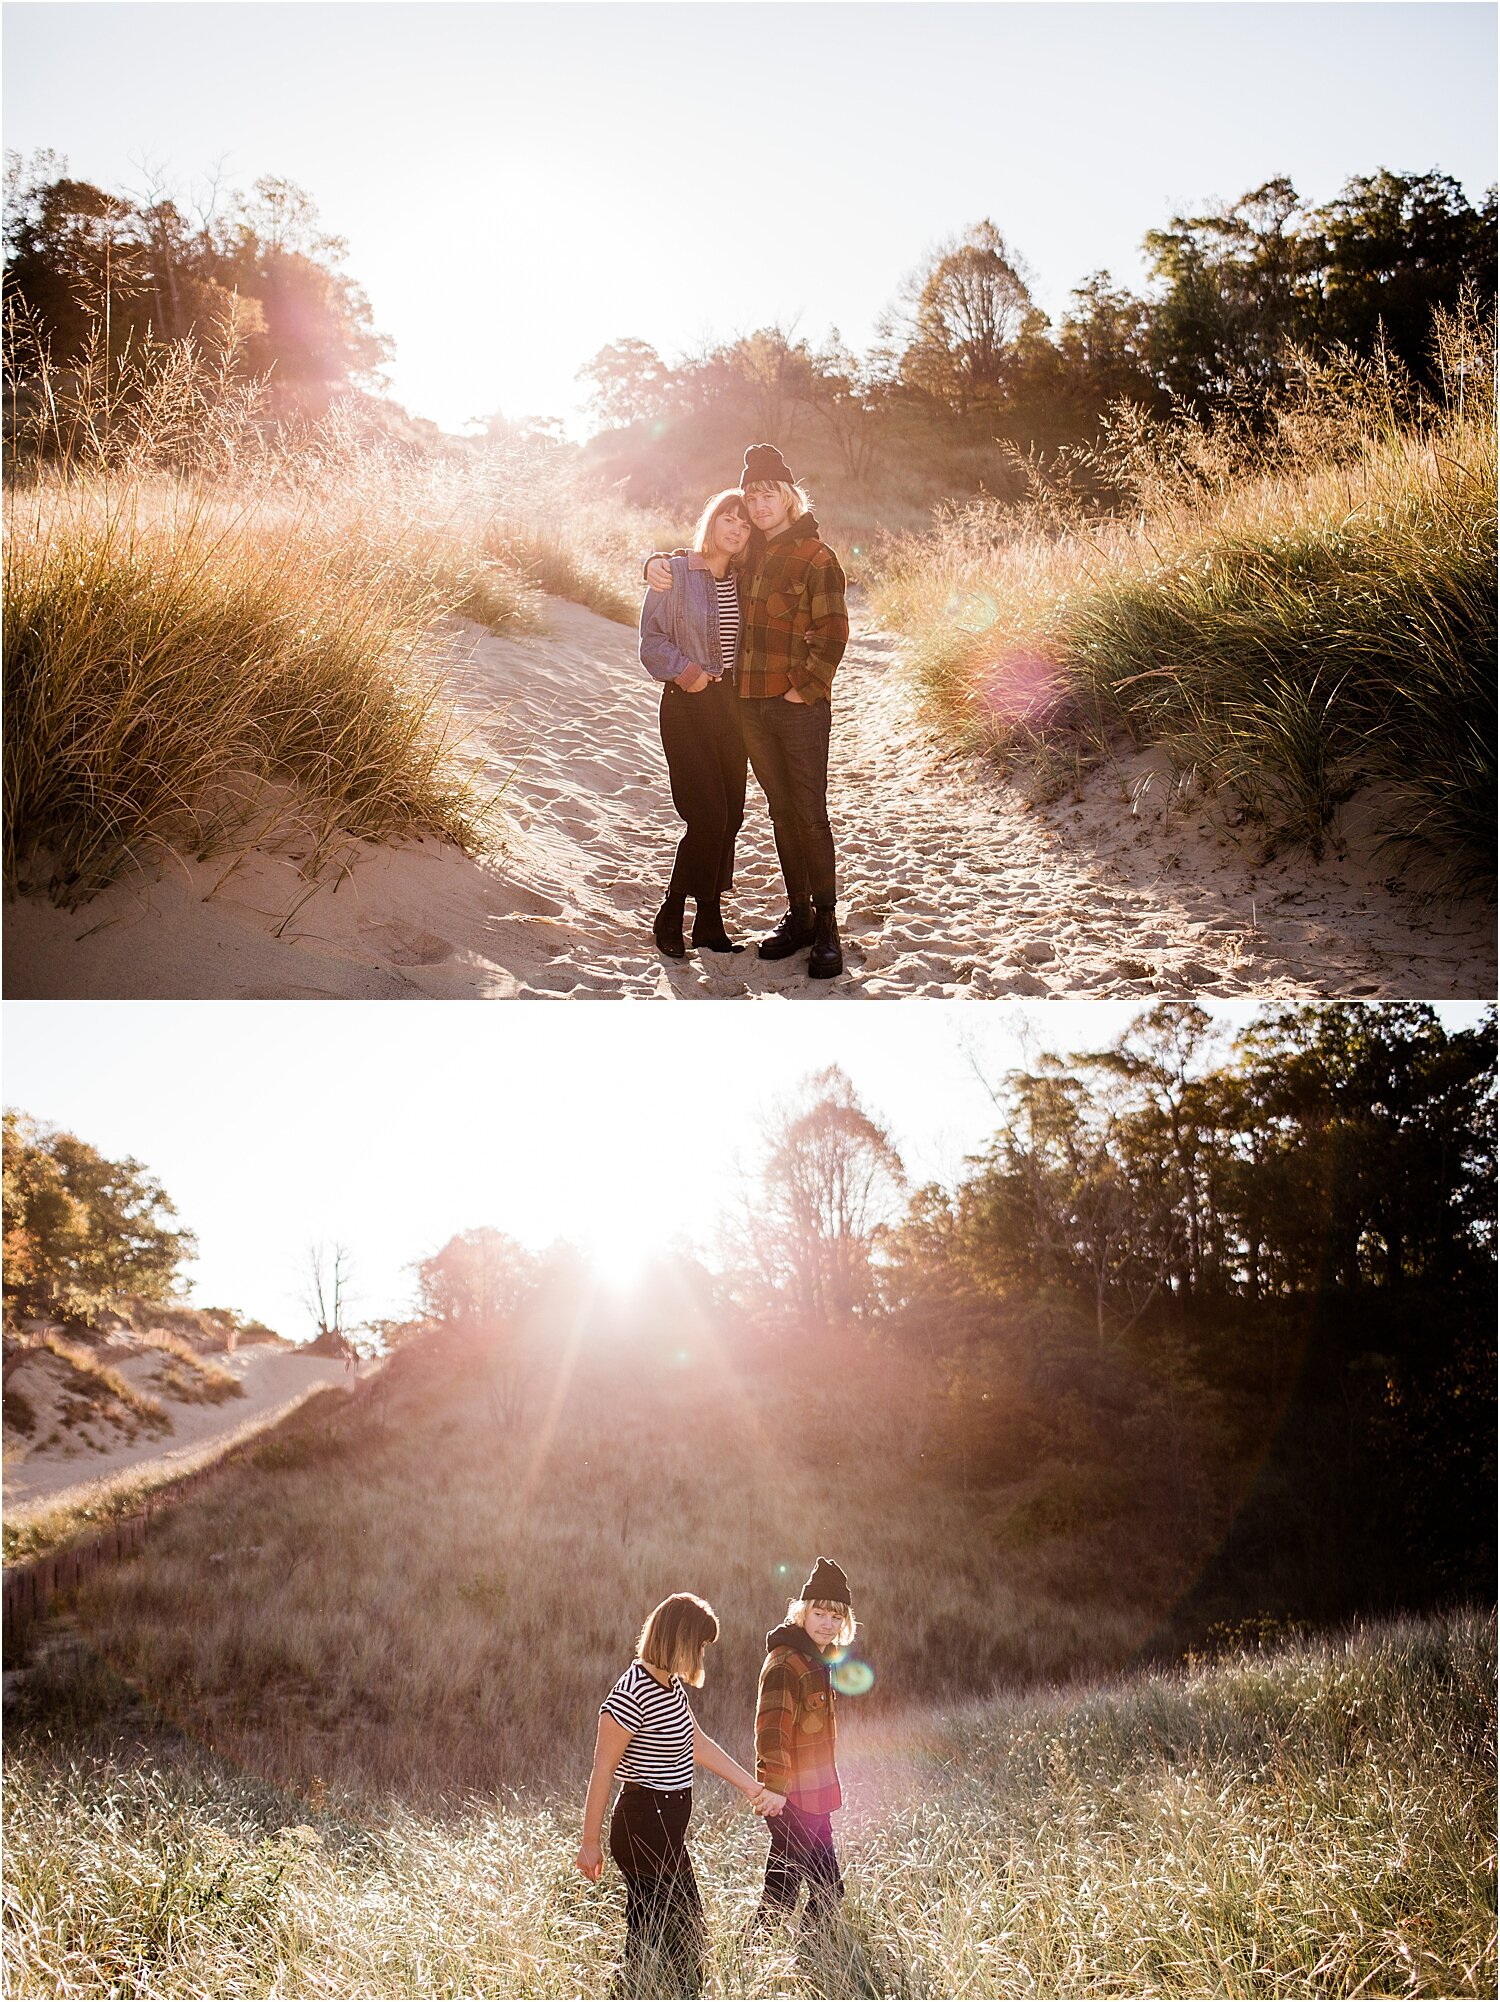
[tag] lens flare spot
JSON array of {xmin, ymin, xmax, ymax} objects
[
  {"xmin": 975, "ymin": 647, "xmax": 1069, "ymax": 728},
  {"xmin": 944, "ymin": 589, "xmax": 999, "ymax": 633},
  {"xmin": 772, "ymin": 1561, "xmax": 795, "ymax": 1582},
  {"xmin": 832, "ymin": 1657, "xmax": 875, "ymax": 1696}
]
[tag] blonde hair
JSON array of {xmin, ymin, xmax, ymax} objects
[
  {"xmin": 743, "ymin": 477, "xmax": 811, "ymax": 523},
  {"xmin": 637, "ymin": 1592, "xmax": 719, "ymax": 1686},
  {"xmin": 785, "ymin": 1597, "xmax": 858, "ymax": 1648},
  {"xmin": 692, "ymin": 488, "xmax": 752, "ymax": 557}
]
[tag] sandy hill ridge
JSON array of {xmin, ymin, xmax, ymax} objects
[{"xmin": 3, "ymin": 1311, "xmax": 347, "ymax": 1513}]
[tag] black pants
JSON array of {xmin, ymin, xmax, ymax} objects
[
  {"xmin": 737, "ymin": 696, "xmax": 837, "ymax": 910},
  {"xmin": 608, "ymin": 1783, "xmax": 706, "ymax": 1996},
  {"xmin": 658, "ymin": 677, "xmax": 747, "ymax": 906},
  {"xmin": 757, "ymin": 1802, "xmax": 846, "ymax": 1924}
]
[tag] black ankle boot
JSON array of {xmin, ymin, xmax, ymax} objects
[
  {"xmin": 758, "ymin": 901, "xmax": 817, "ymax": 961},
  {"xmin": 691, "ymin": 899, "xmax": 744, "ymax": 953},
  {"xmin": 808, "ymin": 906, "xmax": 843, "ymax": 978},
  {"xmin": 653, "ymin": 895, "xmax": 687, "ymax": 959}
]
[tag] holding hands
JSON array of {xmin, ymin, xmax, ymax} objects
[{"xmin": 748, "ymin": 1784, "xmax": 786, "ymax": 1819}]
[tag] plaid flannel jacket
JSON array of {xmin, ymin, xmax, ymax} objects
[
  {"xmin": 737, "ymin": 514, "xmax": 849, "ymax": 703},
  {"xmin": 755, "ymin": 1641, "xmax": 842, "ymax": 1815}
]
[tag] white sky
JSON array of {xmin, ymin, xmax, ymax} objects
[
  {"xmin": 3, "ymin": 2, "xmax": 1494, "ymax": 434},
  {"xmin": 3, "ymin": 999, "xmax": 1487, "ymax": 1337}
]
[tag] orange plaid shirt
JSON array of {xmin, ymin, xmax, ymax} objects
[{"xmin": 755, "ymin": 1640, "xmax": 842, "ymax": 1815}]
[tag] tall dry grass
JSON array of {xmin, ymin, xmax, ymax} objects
[
  {"xmin": 869, "ymin": 305, "xmax": 1497, "ymax": 884},
  {"xmin": 4, "ymin": 1610, "xmax": 1492, "ymax": 1997},
  {"xmin": 3, "ymin": 322, "xmax": 673, "ymax": 904},
  {"xmin": 5, "ymin": 1339, "xmax": 1184, "ymax": 1802}
]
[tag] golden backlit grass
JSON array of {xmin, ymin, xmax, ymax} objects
[
  {"xmin": 869, "ymin": 308, "xmax": 1497, "ymax": 883},
  {"xmin": 4, "ymin": 1609, "xmax": 1492, "ymax": 1998},
  {"xmin": 3, "ymin": 333, "xmax": 675, "ymax": 905},
  {"xmin": 28, "ymin": 1332, "xmax": 170, "ymax": 1432},
  {"xmin": 6, "ymin": 1344, "xmax": 1168, "ymax": 1800},
  {"xmin": 134, "ymin": 1329, "xmax": 244, "ymax": 1405}
]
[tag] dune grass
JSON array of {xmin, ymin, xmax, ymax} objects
[
  {"xmin": 3, "ymin": 1609, "xmax": 1492, "ymax": 1998},
  {"xmin": 2, "ymin": 329, "xmax": 671, "ymax": 905},
  {"xmin": 135, "ymin": 1330, "xmax": 243, "ymax": 1405},
  {"xmin": 869, "ymin": 306, "xmax": 1497, "ymax": 885},
  {"xmin": 27, "ymin": 1332, "xmax": 171, "ymax": 1432}
]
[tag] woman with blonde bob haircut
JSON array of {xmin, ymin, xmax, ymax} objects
[
  {"xmin": 639, "ymin": 487, "xmax": 754, "ymax": 959},
  {"xmin": 577, "ymin": 1591, "xmax": 783, "ymax": 1995}
]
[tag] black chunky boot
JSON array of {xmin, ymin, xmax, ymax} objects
[
  {"xmin": 808, "ymin": 905, "xmax": 843, "ymax": 979},
  {"xmin": 758, "ymin": 900, "xmax": 817, "ymax": 961},
  {"xmin": 653, "ymin": 894, "xmax": 687, "ymax": 959}
]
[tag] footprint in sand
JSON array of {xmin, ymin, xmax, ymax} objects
[
  {"xmin": 495, "ymin": 887, "xmax": 566, "ymax": 919},
  {"xmin": 360, "ymin": 921, "xmax": 455, "ymax": 967}
]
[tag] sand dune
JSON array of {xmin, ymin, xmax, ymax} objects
[
  {"xmin": 3, "ymin": 1346, "xmax": 350, "ymax": 1511},
  {"xmin": 5, "ymin": 597, "xmax": 1492, "ymax": 1000}
]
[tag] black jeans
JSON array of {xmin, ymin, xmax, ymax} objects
[
  {"xmin": 758, "ymin": 1802, "xmax": 846, "ymax": 1924},
  {"xmin": 608, "ymin": 1784, "xmax": 706, "ymax": 1996},
  {"xmin": 658, "ymin": 677, "xmax": 747, "ymax": 906},
  {"xmin": 736, "ymin": 696, "xmax": 837, "ymax": 910}
]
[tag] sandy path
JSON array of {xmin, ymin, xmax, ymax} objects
[
  {"xmin": 5, "ymin": 598, "xmax": 1492, "ymax": 999},
  {"xmin": 3, "ymin": 1348, "xmax": 349, "ymax": 1509}
]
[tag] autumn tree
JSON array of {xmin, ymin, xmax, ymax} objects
[
  {"xmin": 891, "ymin": 219, "xmax": 1038, "ymax": 414},
  {"xmin": 576, "ymin": 336, "xmax": 675, "ymax": 427},
  {"xmin": 1, "ymin": 1110, "xmax": 196, "ymax": 1315},
  {"xmin": 303, "ymin": 1240, "xmax": 353, "ymax": 1357},
  {"xmin": 4, "ymin": 153, "xmax": 387, "ymax": 426},
  {"xmin": 736, "ymin": 1067, "xmax": 906, "ymax": 1327},
  {"xmin": 413, "ymin": 1227, "xmax": 542, "ymax": 1426}
]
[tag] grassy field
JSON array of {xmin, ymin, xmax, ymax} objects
[
  {"xmin": 3, "ymin": 334, "xmax": 678, "ymax": 906},
  {"xmin": 4, "ymin": 1317, "xmax": 1494, "ymax": 1995},
  {"xmin": 4, "ymin": 1609, "xmax": 1492, "ymax": 1998},
  {"xmin": 868, "ymin": 308, "xmax": 1497, "ymax": 887},
  {"xmin": 1, "ymin": 1331, "xmax": 1228, "ymax": 1801}
]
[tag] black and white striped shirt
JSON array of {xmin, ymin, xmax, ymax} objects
[
  {"xmin": 714, "ymin": 575, "xmax": 742, "ymax": 679},
  {"xmin": 601, "ymin": 1661, "xmax": 695, "ymax": 1789}
]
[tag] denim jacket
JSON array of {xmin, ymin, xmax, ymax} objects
[{"xmin": 639, "ymin": 554, "xmax": 742, "ymax": 684}]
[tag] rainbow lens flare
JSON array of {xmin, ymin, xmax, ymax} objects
[{"xmin": 831, "ymin": 1657, "xmax": 875, "ymax": 1696}]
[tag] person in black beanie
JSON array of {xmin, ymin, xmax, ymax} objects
[
  {"xmin": 645, "ymin": 447, "xmax": 850, "ymax": 977},
  {"xmin": 749, "ymin": 1555, "xmax": 858, "ymax": 1933}
]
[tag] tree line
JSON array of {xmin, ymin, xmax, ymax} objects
[
  {"xmin": 6, "ymin": 1003, "xmax": 1493, "ymax": 1620},
  {"xmin": 580, "ymin": 167, "xmax": 1496, "ymax": 501},
  {"xmin": 412, "ymin": 1003, "xmax": 1494, "ymax": 1621},
  {"xmin": 3, "ymin": 151, "xmax": 386, "ymax": 423},
  {"xmin": 6, "ymin": 151, "xmax": 1491, "ymax": 477}
]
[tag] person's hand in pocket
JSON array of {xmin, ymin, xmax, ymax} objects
[
  {"xmin": 783, "ymin": 685, "xmax": 807, "ymax": 704},
  {"xmin": 679, "ymin": 666, "xmax": 711, "ymax": 693}
]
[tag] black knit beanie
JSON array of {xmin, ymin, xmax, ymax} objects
[
  {"xmin": 741, "ymin": 442, "xmax": 796, "ymax": 490},
  {"xmin": 800, "ymin": 1555, "xmax": 850, "ymax": 1607}
]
